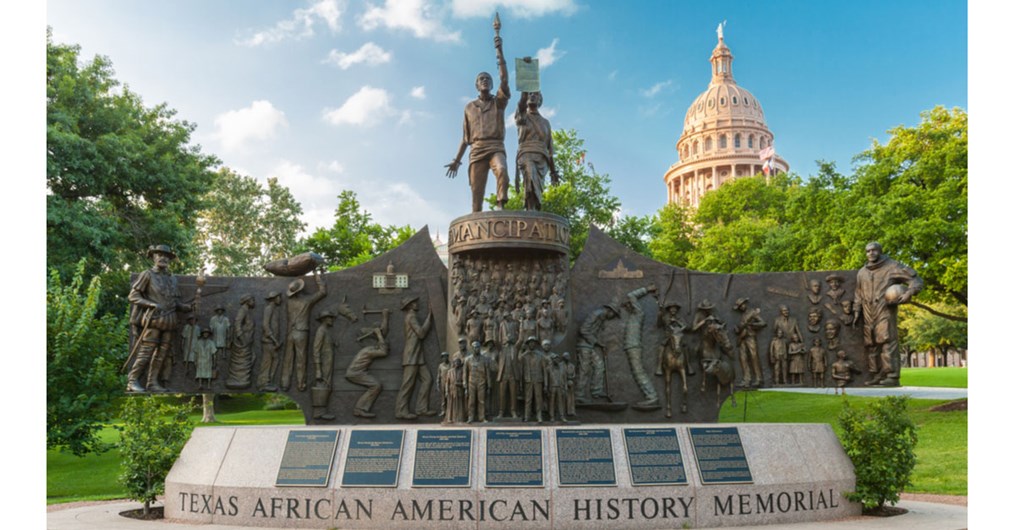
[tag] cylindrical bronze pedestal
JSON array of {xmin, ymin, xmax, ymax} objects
[{"xmin": 446, "ymin": 211, "xmax": 571, "ymax": 359}]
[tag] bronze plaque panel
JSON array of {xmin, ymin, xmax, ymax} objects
[{"xmin": 275, "ymin": 430, "xmax": 340, "ymax": 487}]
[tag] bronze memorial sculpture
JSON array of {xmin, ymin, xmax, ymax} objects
[
  {"xmin": 445, "ymin": 14, "xmax": 511, "ymax": 212},
  {"xmin": 515, "ymin": 87, "xmax": 560, "ymax": 210},
  {"xmin": 851, "ymin": 241, "xmax": 923, "ymax": 386},
  {"xmin": 126, "ymin": 16, "xmax": 884, "ymax": 427},
  {"xmin": 126, "ymin": 244, "xmax": 192, "ymax": 393},
  {"xmin": 157, "ymin": 17, "xmax": 868, "ymax": 528}
]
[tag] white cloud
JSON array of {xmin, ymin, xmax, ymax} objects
[
  {"xmin": 269, "ymin": 160, "xmax": 343, "ymax": 232},
  {"xmin": 359, "ymin": 0, "xmax": 461, "ymax": 42},
  {"xmin": 323, "ymin": 160, "xmax": 345, "ymax": 173},
  {"xmin": 536, "ymin": 38, "xmax": 565, "ymax": 68},
  {"xmin": 236, "ymin": 0, "xmax": 343, "ymax": 47},
  {"xmin": 323, "ymin": 42, "xmax": 392, "ymax": 69},
  {"xmin": 213, "ymin": 100, "xmax": 288, "ymax": 152},
  {"xmin": 541, "ymin": 106, "xmax": 557, "ymax": 118},
  {"xmin": 451, "ymin": 0, "xmax": 578, "ymax": 18},
  {"xmin": 640, "ymin": 80, "xmax": 672, "ymax": 98},
  {"xmin": 273, "ymin": 159, "xmax": 450, "ymax": 232},
  {"xmin": 410, "ymin": 86, "xmax": 427, "ymax": 99},
  {"xmin": 322, "ymin": 86, "xmax": 396, "ymax": 126}
]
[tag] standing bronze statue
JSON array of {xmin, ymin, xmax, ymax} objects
[
  {"xmin": 620, "ymin": 285, "xmax": 660, "ymax": 410},
  {"xmin": 225, "ymin": 294, "xmax": 255, "ymax": 389},
  {"xmin": 515, "ymin": 87, "xmax": 560, "ymax": 210},
  {"xmin": 395, "ymin": 296, "xmax": 436, "ymax": 419},
  {"xmin": 280, "ymin": 271, "xmax": 326, "ymax": 392},
  {"xmin": 310, "ymin": 310, "xmax": 338, "ymax": 420},
  {"xmin": 851, "ymin": 242, "xmax": 922, "ymax": 386},
  {"xmin": 519, "ymin": 336, "xmax": 548, "ymax": 422},
  {"xmin": 126, "ymin": 244, "xmax": 192, "ymax": 392},
  {"xmin": 575, "ymin": 302, "xmax": 620, "ymax": 403},
  {"xmin": 445, "ymin": 14, "xmax": 511, "ymax": 212},
  {"xmin": 732, "ymin": 297, "xmax": 766, "ymax": 387},
  {"xmin": 463, "ymin": 341, "xmax": 490, "ymax": 423},
  {"xmin": 257, "ymin": 291, "xmax": 282, "ymax": 391}
]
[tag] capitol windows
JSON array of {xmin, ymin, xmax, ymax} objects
[
  {"xmin": 733, "ymin": 96, "xmax": 738, "ymax": 105},
  {"xmin": 749, "ymin": 135, "xmax": 754, "ymax": 148},
  {"xmin": 719, "ymin": 135, "xmax": 727, "ymax": 149},
  {"xmin": 693, "ymin": 140, "xmax": 699, "ymax": 154},
  {"xmin": 720, "ymin": 97, "xmax": 726, "ymax": 106},
  {"xmin": 734, "ymin": 134, "xmax": 742, "ymax": 148},
  {"xmin": 708, "ymin": 98, "xmax": 714, "ymax": 108},
  {"xmin": 705, "ymin": 137, "xmax": 713, "ymax": 151}
]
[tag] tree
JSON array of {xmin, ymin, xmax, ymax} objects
[
  {"xmin": 47, "ymin": 30, "xmax": 218, "ymax": 312},
  {"xmin": 844, "ymin": 106, "xmax": 967, "ymax": 307},
  {"xmin": 119, "ymin": 396, "xmax": 193, "ymax": 516},
  {"xmin": 648, "ymin": 202, "xmax": 695, "ymax": 267},
  {"xmin": 194, "ymin": 169, "xmax": 306, "ymax": 276},
  {"xmin": 301, "ymin": 190, "xmax": 413, "ymax": 270},
  {"xmin": 898, "ymin": 302, "xmax": 967, "ymax": 361},
  {"xmin": 47, "ymin": 262, "xmax": 126, "ymax": 456}
]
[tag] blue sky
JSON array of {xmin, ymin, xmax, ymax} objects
[{"xmin": 45, "ymin": 0, "xmax": 967, "ymax": 236}]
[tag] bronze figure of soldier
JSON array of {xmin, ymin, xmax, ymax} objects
[
  {"xmin": 851, "ymin": 242, "xmax": 923, "ymax": 386},
  {"xmin": 463, "ymin": 341, "xmax": 490, "ymax": 423},
  {"xmin": 514, "ymin": 85, "xmax": 560, "ymax": 211},
  {"xmin": 126, "ymin": 244, "xmax": 192, "ymax": 392},
  {"xmin": 445, "ymin": 29, "xmax": 511, "ymax": 212},
  {"xmin": 519, "ymin": 336, "xmax": 548, "ymax": 422}
]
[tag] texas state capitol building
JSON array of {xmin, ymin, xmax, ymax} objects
[{"xmin": 664, "ymin": 29, "xmax": 789, "ymax": 208}]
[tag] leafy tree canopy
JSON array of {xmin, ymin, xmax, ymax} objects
[
  {"xmin": 47, "ymin": 261, "xmax": 126, "ymax": 456},
  {"xmin": 300, "ymin": 190, "xmax": 414, "ymax": 270},
  {"xmin": 194, "ymin": 168, "xmax": 305, "ymax": 276},
  {"xmin": 47, "ymin": 30, "xmax": 218, "ymax": 311}
]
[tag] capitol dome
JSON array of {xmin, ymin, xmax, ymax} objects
[{"xmin": 663, "ymin": 29, "xmax": 789, "ymax": 208}]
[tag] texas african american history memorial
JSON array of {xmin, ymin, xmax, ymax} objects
[{"xmin": 125, "ymin": 17, "xmax": 920, "ymax": 529}]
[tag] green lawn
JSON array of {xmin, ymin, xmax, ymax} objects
[
  {"xmin": 47, "ymin": 395, "xmax": 303, "ymax": 505},
  {"xmin": 720, "ymin": 391, "xmax": 967, "ymax": 496},
  {"xmin": 49, "ymin": 390, "xmax": 966, "ymax": 504},
  {"xmin": 901, "ymin": 367, "xmax": 967, "ymax": 388}
]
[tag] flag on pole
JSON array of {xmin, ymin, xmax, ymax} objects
[
  {"xmin": 762, "ymin": 159, "xmax": 772, "ymax": 176},
  {"xmin": 758, "ymin": 146, "xmax": 774, "ymax": 160}
]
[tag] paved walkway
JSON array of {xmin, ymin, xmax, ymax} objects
[
  {"xmin": 47, "ymin": 499, "xmax": 967, "ymax": 530},
  {"xmin": 759, "ymin": 385, "xmax": 967, "ymax": 401}
]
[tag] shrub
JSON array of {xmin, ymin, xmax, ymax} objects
[
  {"xmin": 47, "ymin": 261, "xmax": 126, "ymax": 456},
  {"xmin": 118, "ymin": 396, "xmax": 193, "ymax": 516},
  {"xmin": 263, "ymin": 392, "xmax": 299, "ymax": 411},
  {"xmin": 838, "ymin": 396, "xmax": 919, "ymax": 510}
]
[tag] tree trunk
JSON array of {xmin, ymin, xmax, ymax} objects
[{"xmin": 201, "ymin": 393, "xmax": 217, "ymax": 423}]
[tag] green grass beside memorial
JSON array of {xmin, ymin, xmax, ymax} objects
[
  {"xmin": 49, "ymin": 390, "xmax": 966, "ymax": 503},
  {"xmin": 900, "ymin": 367, "xmax": 967, "ymax": 388},
  {"xmin": 47, "ymin": 395, "xmax": 304, "ymax": 504},
  {"xmin": 719, "ymin": 392, "xmax": 967, "ymax": 496}
]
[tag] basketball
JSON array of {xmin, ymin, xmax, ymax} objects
[{"xmin": 884, "ymin": 284, "xmax": 907, "ymax": 305}]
